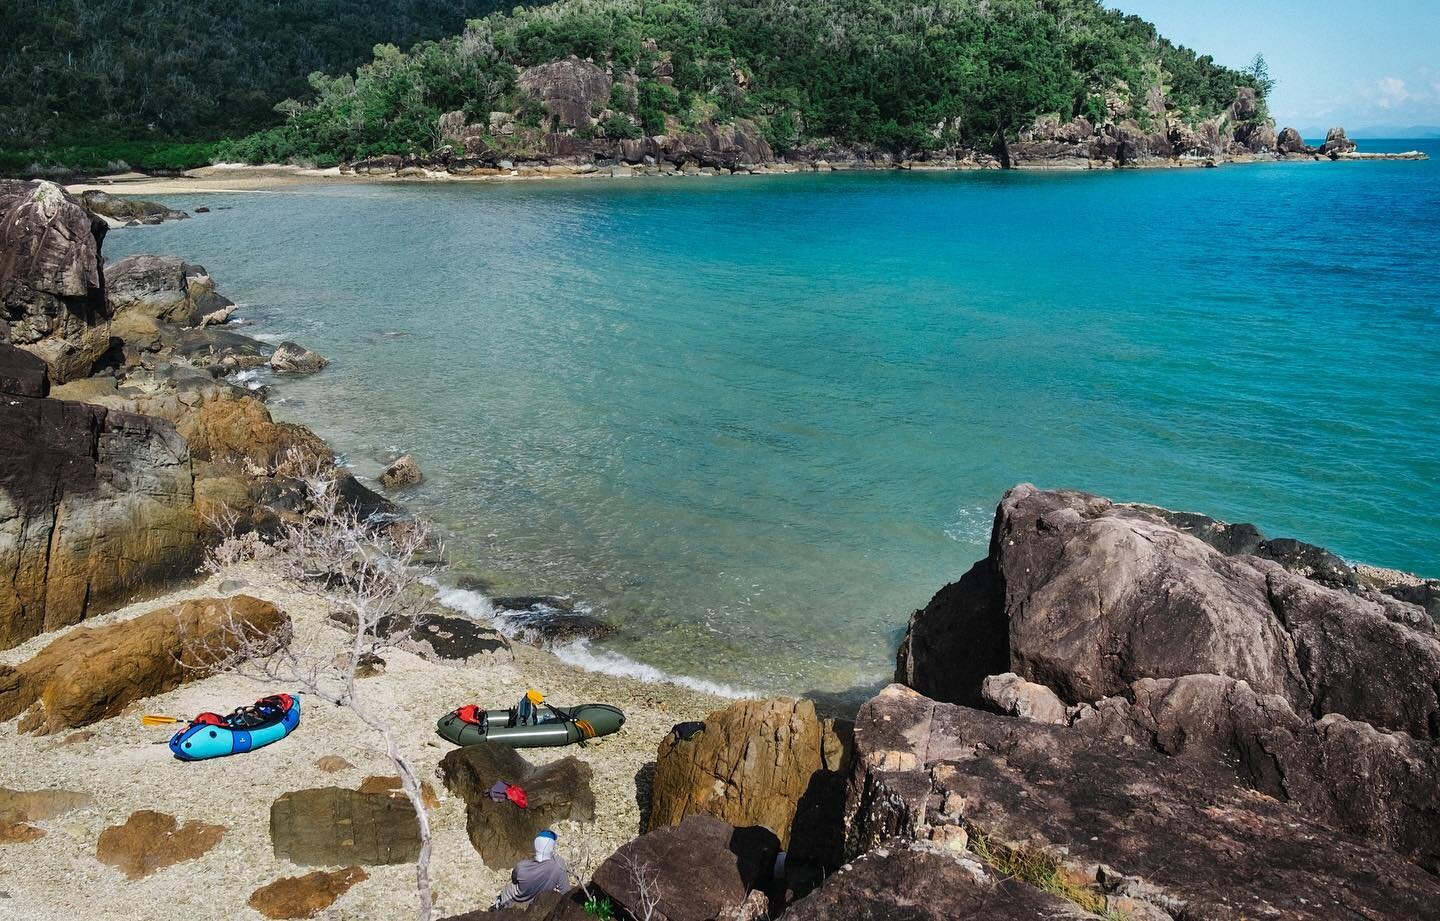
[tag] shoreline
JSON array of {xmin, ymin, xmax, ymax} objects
[{"xmin": 61, "ymin": 142, "xmax": 1429, "ymax": 197}]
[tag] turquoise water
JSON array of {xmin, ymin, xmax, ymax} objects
[{"xmin": 109, "ymin": 141, "xmax": 1440, "ymax": 696}]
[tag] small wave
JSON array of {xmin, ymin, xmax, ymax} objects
[
  {"xmin": 429, "ymin": 579, "xmax": 753, "ymax": 698},
  {"xmin": 943, "ymin": 504, "xmax": 993, "ymax": 544},
  {"xmin": 551, "ymin": 639, "xmax": 756, "ymax": 699}
]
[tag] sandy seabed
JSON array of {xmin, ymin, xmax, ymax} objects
[{"xmin": 0, "ymin": 564, "xmax": 726, "ymax": 921}]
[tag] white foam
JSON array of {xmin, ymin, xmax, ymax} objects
[
  {"xmin": 428, "ymin": 579, "xmax": 753, "ymax": 698},
  {"xmin": 552, "ymin": 639, "xmax": 755, "ymax": 699}
]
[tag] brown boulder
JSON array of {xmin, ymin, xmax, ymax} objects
[
  {"xmin": 358, "ymin": 774, "xmax": 441, "ymax": 809},
  {"xmin": 0, "ymin": 596, "xmax": 288, "ymax": 732},
  {"xmin": 846, "ymin": 685, "xmax": 1440, "ymax": 920},
  {"xmin": 0, "ymin": 180, "xmax": 111, "ymax": 383},
  {"xmin": 439, "ymin": 742, "xmax": 595, "ymax": 868},
  {"xmin": 270, "ymin": 787, "xmax": 421, "ymax": 866},
  {"xmin": 106, "ymin": 254, "xmax": 232, "ymax": 327},
  {"xmin": 591, "ymin": 815, "xmax": 777, "ymax": 921},
  {"xmin": 516, "ymin": 57, "xmax": 612, "ymax": 129},
  {"xmin": 248, "ymin": 867, "xmax": 368, "ymax": 919},
  {"xmin": 0, "ymin": 380, "xmax": 200, "ymax": 649},
  {"xmin": 648, "ymin": 697, "xmax": 823, "ymax": 847},
  {"xmin": 96, "ymin": 809, "xmax": 225, "ymax": 879},
  {"xmin": 314, "ymin": 755, "xmax": 355, "ymax": 773},
  {"xmin": 176, "ymin": 395, "xmax": 330, "ymax": 469},
  {"xmin": 1277, "ymin": 126, "xmax": 1312, "ymax": 154}
]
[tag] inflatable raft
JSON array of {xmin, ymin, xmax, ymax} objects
[
  {"xmin": 169, "ymin": 694, "xmax": 300, "ymax": 761},
  {"xmin": 437, "ymin": 697, "xmax": 624, "ymax": 748}
]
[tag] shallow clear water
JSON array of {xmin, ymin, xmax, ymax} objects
[{"xmin": 109, "ymin": 141, "xmax": 1440, "ymax": 697}]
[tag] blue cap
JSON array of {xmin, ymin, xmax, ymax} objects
[{"xmin": 538, "ymin": 829, "xmax": 558, "ymax": 841}]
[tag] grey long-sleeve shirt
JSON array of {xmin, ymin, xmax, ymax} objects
[{"xmin": 494, "ymin": 854, "xmax": 571, "ymax": 909}]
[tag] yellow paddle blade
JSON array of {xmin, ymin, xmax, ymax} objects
[
  {"xmin": 576, "ymin": 719, "xmax": 596, "ymax": 739},
  {"xmin": 142, "ymin": 714, "xmax": 183, "ymax": 726}
]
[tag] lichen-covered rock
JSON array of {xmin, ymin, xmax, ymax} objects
[
  {"xmin": 846, "ymin": 685, "xmax": 1440, "ymax": 920},
  {"xmin": 0, "ymin": 596, "xmax": 288, "ymax": 731},
  {"xmin": 270, "ymin": 787, "xmax": 421, "ymax": 866},
  {"xmin": 648, "ymin": 697, "xmax": 824, "ymax": 847},
  {"xmin": 106, "ymin": 253, "xmax": 233, "ymax": 326},
  {"xmin": 591, "ymin": 815, "xmax": 777, "ymax": 921},
  {"xmin": 439, "ymin": 742, "xmax": 595, "ymax": 868},
  {"xmin": 247, "ymin": 867, "xmax": 368, "ymax": 919},
  {"xmin": 269, "ymin": 341, "xmax": 328, "ymax": 374},
  {"xmin": 0, "ymin": 361, "xmax": 201, "ymax": 649},
  {"xmin": 516, "ymin": 57, "xmax": 612, "ymax": 129},
  {"xmin": 96, "ymin": 810, "xmax": 225, "ymax": 879},
  {"xmin": 0, "ymin": 180, "xmax": 111, "ymax": 383}
]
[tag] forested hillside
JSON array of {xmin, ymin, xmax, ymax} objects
[
  {"xmin": 0, "ymin": 0, "xmax": 525, "ymax": 147},
  {"xmin": 221, "ymin": 0, "xmax": 1268, "ymax": 165}
]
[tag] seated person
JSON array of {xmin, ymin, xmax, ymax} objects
[{"xmin": 493, "ymin": 830, "xmax": 571, "ymax": 910}]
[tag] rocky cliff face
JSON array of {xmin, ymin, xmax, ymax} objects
[
  {"xmin": 0, "ymin": 180, "xmax": 112, "ymax": 383},
  {"xmin": 0, "ymin": 342, "xmax": 199, "ymax": 650}
]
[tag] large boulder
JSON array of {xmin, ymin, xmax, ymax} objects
[
  {"xmin": 783, "ymin": 839, "xmax": 1093, "ymax": 921},
  {"xmin": 0, "ymin": 595, "xmax": 288, "ymax": 732},
  {"xmin": 591, "ymin": 815, "xmax": 777, "ymax": 921},
  {"xmin": 176, "ymin": 394, "xmax": 330, "ymax": 469},
  {"xmin": 1321, "ymin": 126, "xmax": 1357, "ymax": 157},
  {"xmin": 439, "ymin": 742, "xmax": 595, "ymax": 868},
  {"xmin": 1277, "ymin": 126, "xmax": 1313, "ymax": 155},
  {"xmin": 270, "ymin": 787, "xmax": 422, "ymax": 866},
  {"xmin": 846, "ymin": 685, "xmax": 1440, "ymax": 920},
  {"xmin": 96, "ymin": 810, "xmax": 225, "ymax": 879},
  {"xmin": 898, "ymin": 485, "xmax": 1440, "ymax": 741},
  {"xmin": 79, "ymin": 190, "xmax": 187, "ymax": 225},
  {"xmin": 0, "ymin": 356, "xmax": 201, "ymax": 649},
  {"xmin": 0, "ymin": 180, "xmax": 111, "ymax": 383},
  {"xmin": 106, "ymin": 254, "xmax": 233, "ymax": 327},
  {"xmin": 516, "ymin": 57, "xmax": 612, "ymax": 129},
  {"xmin": 648, "ymin": 697, "xmax": 825, "ymax": 847},
  {"xmin": 269, "ymin": 340, "xmax": 328, "ymax": 374}
]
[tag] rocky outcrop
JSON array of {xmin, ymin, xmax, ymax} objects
[
  {"xmin": 78, "ymin": 190, "xmax": 187, "ymax": 226},
  {"xmin": 0, "ymin": 595, "xmax": 288, "ymax": 732},
  {"xmin": 899, "ymin": 485, "xmax": 1440, "ymax": 741},
  {"xmin": 845, "ymin": 684, "xmax": 1440, "ymax": 920},
  {"xmin": 1, "ymin": 180, "xmax": 111, "ymax": 383},
  {"xmin": 0, "ymin": 345, "xmax": 201, "ymax": 649},
  {"xmin": 270, "ymin": 787, "xmax": 421, "ymax": 866},
  {"xmin": 517, "ymin": 57, "xmax": 612, "ymax": 129},
  {"xmin": 269, "ymin": 340, "xmax": 328, "ymax": 374},
  {"xmin": 247, "ymin": 867, "xmax": 368, "ymax": 919},
  {"xmin": 106, "ymin": 254, "xmax": 233, "ymax": 327},
  {"xmin": 591, "ymin": 815, "xmax": 777, "ymax": 921},
  {"xmin": 0, "ymin": 340, "xmax": 48, "ymax": 397},
  {"xmin": 1277, "ymin": 126, "xmax": 1313, "ymax": 155},
  {"xmin": 439, "ymin": 742, "xmax": 595, "ymax": 867},
  {"xmin": 648, "ymin": 697, "xmax": 826, "ymax": 848},
  {"xmin": 379, "ymin": 454, "xmax": 422, "ymax": 489},
  {"xmin": 96, "ymin": 810, "xmax": 225, "ymax": 879},
  {"xmin": 1321, "ymin": 126, "xmax": 1358, "ymax": 157},
  {"xmin": 784, "ymin": 839, "xmax": 1093, "ymax": 921}
]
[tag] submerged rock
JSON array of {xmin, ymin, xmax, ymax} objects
[
  {"xmin": 379, "ymin": 453, "xmax": 422, "ymax": 489},
  {"xmin": 269, "ymin": 340, "xmax": 328, "ymax": 374},
  {"xmin": 493, "ymin": 595, "xmax": 615, "ymax": 647}
]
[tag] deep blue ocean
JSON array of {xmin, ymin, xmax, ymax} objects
[{"xmin": 109, "ymin": 140, "xmax": 1440, "ymax": 696}]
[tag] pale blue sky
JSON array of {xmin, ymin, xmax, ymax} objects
[{"xmin": 1113, "ymin": 1, "xmax": 1440, "ymax": 133}]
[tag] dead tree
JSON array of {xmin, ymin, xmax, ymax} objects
[{"xmin": 186, "ymin": 459, "xmax": 442, "ymax": 920}]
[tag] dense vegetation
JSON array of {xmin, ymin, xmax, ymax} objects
[
  {"xmin": 0, "ymin": 0, "xmax": 524, "ymax": 151},
  {"xmin": 221, "ymin": 0, "xmax": 1266, "ymax": 166}
]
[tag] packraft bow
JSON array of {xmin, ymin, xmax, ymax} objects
[{"xmin": 168, "ymin": 693, "xmax": 300, "ymax": 761}]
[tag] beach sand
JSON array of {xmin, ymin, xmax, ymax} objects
[{"xmin": 0, "ymin": 563, "xmax": 727, "ymax": 921}]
